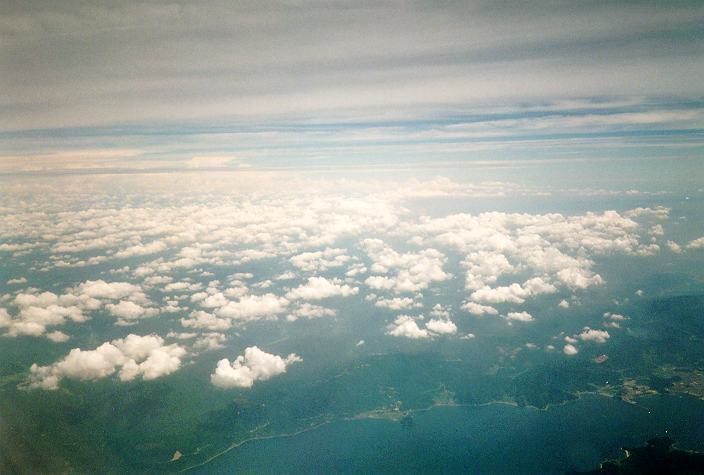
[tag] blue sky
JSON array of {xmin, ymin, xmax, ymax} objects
[{"xmin": 1, "ymin": 1, "xmax": 703, "ymax": 172}]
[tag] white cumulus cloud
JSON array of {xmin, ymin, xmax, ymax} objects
[
  {"xmin": 211, "ymin": 346, "xmax": 302, "ymax": 389},
  {"xmin": 26, "ymin": 334, "xmax": 186, "ymax": 390}
]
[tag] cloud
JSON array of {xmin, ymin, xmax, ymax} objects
[
  {"xmin": 666, "ymin": 240, "xmax": 683, "ymax": 253},
  {"xmin": 470, "ymin": 284, "xmax": 528, "ymax": 305},
  {"xmin": 114, "ymin": 240, "xmax": 168, "ymax": 259},
  {"xmin": 46, "ymin": 331, "xmax": 70, "ymax": 343},
  {"xmin": 185, "ymin": 156, "xmax": 234, "ymax": 169},
  {"xmin": 578, "ymin": 327, "xmax": 610, "ymax": 343},
  {"xmin": 216, "ymin": 294, "xmax": 289, "ymax": 321},
  {"xmin": 386, "ymin": 315, "xmax": 430, "ymax": 339},
  {"xmin": 75, "ymin": 280, "xmax": 145, "ymax": 301},
  {"xmin": 0, "ymin": 308, "xmax": 12, "ymax": 327},
  {"xmin": 363, "ymin": 239, "xmax": 450, "ymax": 294},
  {"xmin": 106, "ymin": 301, "xmax": 159, "ymax": 326},
  {"xmin": 429, "ymin": 304, "xmax": 451, "ymax": 319},
  {"xmin": 522, "ymin": 277, "xmax": 557, "ymax": 295},
  {"xmin": 403, "ymin": 208, "xmax": 658, "ymax": 305},
  {"xmin": 461, "ymin": 302, "xmax": 499, "ymax": 316},
  {"xmin": 211, "ymin": 346, "xmax": 302, "ymax": 389},
  {"xmin": 286, "ymin": 277, "xmax": 358, "ymax": 301},
  {"xmin": 687, "ymin": 236, "xmax": 704, "ymax": 249},
  {"xmin": 602, "ymin": 312, "xmax": 628, "ymax": 328},
  {"xmin": 426, "ymin": 318, "xmax": 457, "ymax": 335},
  {"xmin": 463, "ymin": 252, "xmax": 515, "ymax": 291},
  {"xmin": 26, "ymin": 334, "xmax": 186, "ymax": 390},
  {"xmin": 556, "ymin": 267, "xmax": 604, "ymax": 290},
  {"xmin": 193, "ymin": 333, "xmax": 227, "ymax": 352},
  {"xmin": 1, "ymin": 297, "xmax": 87, "ymax": 338},
  {"xmin": 373, "ymin": 297, "xmax": 417, "ymax": 310},
  {"xmin": 181, "ymin": 310, "xmax": 232, "ymax": 331},
  {"xmin": 289, "ymin": 248, "xmax": 350, "ymax": 272},
  {"xmin": 563, "ymin": 344, "xmax": 579, "ymax": 355},
  {"xmin": 286, "ymin": 303, "xmax": 336, "ymax": 322},
  {"xmin": 199, "ymin": 292, "xmax": 230, "ymax": 308},
  {"xmin": 4, "ymin": 0, "xmax": 703, "ymax": 144},
  {"xmin": 625, "ymin": 207, "xmax": 670, "ymax": 219},
  {"xmin": 505, "ymin": 311, "xmax": 534, "ymax": 323},
  {"xmin": 7, "ymin": 277, "xmax": 28, "ymax": 285}
]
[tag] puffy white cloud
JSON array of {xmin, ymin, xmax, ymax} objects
[
  {"xmin": 114, "ymin": 240, "xmax": 168, "ymax": 259},
  {"xmin": 106, "ymin": 301, "xmax": 158, "ymax": 325},
  {"xmin": 578, "ymin": 327, "xmax": 610, "ymax": 343},
  {"xmin": 26, "ymin": 334, "xmax": 186, "ymax": 390},
  {"xmin": 211, "ymin": 346, "xmax": 302, "ymax": 389},
  {"xmin": 558, "ymin": 299, "xmax": 570, "ymax": 308},
  {"xmin": 163, "ymin": 281, "xmax": 202, "ymax": 292},
  {"xmin": 181, "ymin": 310, "xmax": 232, "ymax": 331},
  {"xmin": 563, "ymin": 344, "xmax": 579, "ymax": 355},
  {"xmin": 463, "ymin": 252, "xmax": 515, "ymax": 291},
  {"xmin": 373, "ymin": 297, "xmax": 417, "ymax": 310},
  {"xmin": 75, "ymin": 280, "xmax": 144, "ymax": 301},
  {"xmin": 556, "ymin": 267, "xmax": 604, "ymax": 290},
  {"xmin": 14, "ymin": 292, "xmax": 60, "ymax": 308},
  {"xmin": 286, "ymin": 277, "xmax": 358, "ymax": 301},
  {"xmin": 166, "ymin": 331, "xmax": 198, "ymax": 340},
  {"xmin": 429, "ymin": 304, "xmax": 451, "ymax": 319},
  {"xmin": 603, "ymin": 312, "xmax": 628, "ymax": 321},
  {"xmin": 505, "ymin": 311, "xmax": 534, "ymax": 322},
  {"xmin": 362, "ymin": 239, "xmax": 449, "ymax": 294},
  {"xmin": 522, "ymin": 277, "xmax": 557, "ymax": 296},
  {"xmin": 602, "ymin": 310, "xmax": 626, "ymax": 328},
  {"xmin": 461, "ymin": 301, "xmax": 498, "ymax": 316},
  {"xmin": 2, "ymin": 300, "xmax": 86, "ymax": 338},
  {"xmin": 46, "ymin": 331, "xmax": 70, "ymax": 343},
  {"xmin": 289, "ymin": 248, "xmax": 350, "ymax": 272},
  {"xmin": 426, "ymin": 318, "xmax": 457, "ymax": 335},
  {"xmin": 190, "ymin": 292, "xmax": 209, "ymax": 302},
  {"xmin": 0, "ymin": 308, "xmax": 11, "ymax": 327},
  {"xmin": 666, "ymin": 240, "xmax": 683, "ymax": 253},
  {"xmin": 6, "ymin": 277, "xmax": 27, "ymax": 285},
  {"xmin": 193, "ymin": 333, "xmax": 227, "ymax": 351},
  {"xmin": 222, "ymin": 285, "xmax": 248, "ymax": 299},
  {"xmin": 345, "ymin": 264, "xmax": 367, "ymax": 277},
  {"xmin": 399, "ymin": 207, "xmax": 657, "ymax": 305},
  {"xmin": 286, "ymin": 303, "xmax": 336, "ymax": 321},
  {"xmin": 625, "ymin": 206, "xmax": 670, "ymax": 219},
  {"xmin": 386, "ymin": 315, "xmax": 430, "ymax": 339},
  {"xmin": 687, "ymin": 236, "xmax": 704, "ymax": 249},
  {"xmin": 199, "ymin": 292, "xmax": 230, "ymax": 308},
  {"xmin": 216, "ymin": 294, "xmax": 289, "ymax": 321},
  {"xmin": 648, "ymin": 224, "xmax": 664, "ymax": 236},
  {"xmin": 470, "ymin": 284, "xmax": 528, "ymax": 304},
  {"xmin": 469, "ymin": 277, "xmax": 557, "ymax": 306}
]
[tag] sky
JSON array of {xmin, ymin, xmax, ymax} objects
[
  {"xmin": 3, "ymin": 4, "xmax": 704, "ymax": 470},
  {"xmin": 1, "ymin": 0, "xmax": 703, "ymax": 172}
]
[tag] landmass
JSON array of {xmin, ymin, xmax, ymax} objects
[{"xmin": 572, "ymin": 437, "xmax": 704, "ymax": 474}]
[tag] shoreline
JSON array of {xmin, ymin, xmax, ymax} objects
[{"xmin": 177, "ymin": 390, "xmax": 643, "ymax": 472}]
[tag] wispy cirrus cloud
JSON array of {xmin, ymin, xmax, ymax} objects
[{"xmin": 1, "ymin": 1, "xmax": 703, "ymax": 170}]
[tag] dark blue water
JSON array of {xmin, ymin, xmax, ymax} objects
[{"xmin": 191, "ymin": 394, "xmax": 704, "ymax": 474}]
